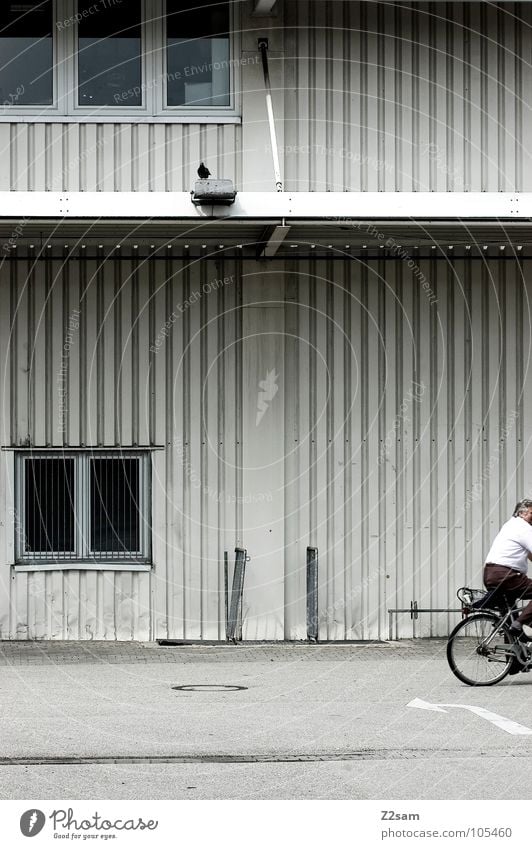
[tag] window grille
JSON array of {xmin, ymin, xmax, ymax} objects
[{"xmin": 15, "ymin": 451, "xmax": 151, "ymax": 565}]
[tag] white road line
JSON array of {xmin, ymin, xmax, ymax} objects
[{"xmin": 408, "ymin": 697, "xmax": 532, "ymax": 736}]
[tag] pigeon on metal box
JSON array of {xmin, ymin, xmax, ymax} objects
[{"xmin": 197, "ymin": 162, "xmax": 211, "ymax": 178}]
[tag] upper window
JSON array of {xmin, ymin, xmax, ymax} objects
[
  {"xmin": 0, "ymin": 1, "xmax": 54, "ymax": 107},
  {"xmin": 78, "ymin": 0, "xmax": 142, "ymax": 107},
  {"xmin": 0, "ymin": 0, "xmax": 236, "ymax": 117},
  {"xmin": 166, "ymin": 0, "xmax": 230, "ymax": 108}
]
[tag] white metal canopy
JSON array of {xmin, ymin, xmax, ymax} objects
[{"xmin": 0, "ymin": 191, "xmax": 530, "ymax": 220}]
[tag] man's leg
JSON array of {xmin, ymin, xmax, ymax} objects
[
  {"xmin": 516, "ymin": 590, "xmax": 532, "ymax": 627},
  {"xmin": 483, "ymin": 567, "xmax": 532, "ymax": 626},
  {"xmin": 501, "ymin": 576, "xmax": 532, "ymax": 630},
  {"xmin": 484, "ymin": 567, "xmax": 532, "ymax": 672}
]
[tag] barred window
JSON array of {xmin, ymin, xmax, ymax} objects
[
  {"xmin": 24, "ymin": 457, "xmax": 76, "ymax": 555},
  {"xmin": 15, "ymin": 451, "xmax": 151, "ymax": 567}
]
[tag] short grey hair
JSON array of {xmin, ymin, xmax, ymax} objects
[{"xmin": 513, "ymin": 499, "xmax": 532, "ymax": 517}]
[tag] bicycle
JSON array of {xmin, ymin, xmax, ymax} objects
[{"xmin": 446, "ymin": 586, "xmax": 532, "ymax": 686}]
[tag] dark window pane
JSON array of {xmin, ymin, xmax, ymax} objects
[
  {"xmin": 24, "ymin": 459, "xmax": 75, "ymax": 554},
  {"xmin": 166, "ymin": 0, "xmax": 230, "ymax": 107},
  {"xmin": 0, "ymin": 1, "xmax": 53, "ymax": 106},
  {"xmin": 78, "ymin": 0, "xmax": 142, "ymax": 107},
  {"xmin": 90, "ymin": 458, "xmax": 140, "ymax": 554}
]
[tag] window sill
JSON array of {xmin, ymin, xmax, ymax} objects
[
  {"xmin": 13, "ymin": 562, "xmax": 152, "ymax": 572},
  {"xmin": 0, "ymin": 114, "xmax": 241, "ymax": 124}
]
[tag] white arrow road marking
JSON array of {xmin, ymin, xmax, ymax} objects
[{"xmin": 407, "ymin": 697, "xmax": 532, "ymax": 735}]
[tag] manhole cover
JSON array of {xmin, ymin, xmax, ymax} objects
[{"xmin": 171, "ymin": 684, "xmax": 248, "ymax": 692}]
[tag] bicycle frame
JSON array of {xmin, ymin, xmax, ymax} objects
[
  {"xmin": 456, "ymin": 588, "xmax": 531, "ymax": 657},
  {"xmin": 460, "ymin": 604, "xmax": 528, "ymax": 668},
  {"xmin": 476, "ymin": 607, "xmax": 516, "ymax": 650},
  {"xmin": 448, "ymin": 589, "xmax": 532, "ymax": 684}
]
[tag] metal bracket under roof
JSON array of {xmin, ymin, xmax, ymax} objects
[
  {"xmin": 253, "ymin": 0, "xmax": 277, "ymax": 15},
  {"xmin": 257, "ymin": 223, "xmax": 291, "ymax": 257}
]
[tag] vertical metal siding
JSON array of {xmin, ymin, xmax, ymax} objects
[
  {"xmin": 0, "ymin": 123, "xmax": 240, "ymax": 192},
  {"xmin": 0, "ymin": 252, "xmax": 244, "ymax": 640},
  {"xmin": 283, "ymin": 2, "xmax": 532, "ymax": 192},
  {"xmin": 279, "ymin": 253, "xmax": 531, "ymax": 640},
  {"xmin": 1, "ymin": 3, "xmax": 531, "ymax": 193},
  {"xmin": 0, "ymin": 251, "xmax": 531, "ymax": 639}
]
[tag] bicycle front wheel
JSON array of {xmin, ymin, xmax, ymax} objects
[{"xmin": 447, "ymin": 612, "xmax": 513, "ymax": 686}]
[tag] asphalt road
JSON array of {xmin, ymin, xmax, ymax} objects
[{"xmin": 1, "ymin": 640, "xmax": 531, "ymax": 799}]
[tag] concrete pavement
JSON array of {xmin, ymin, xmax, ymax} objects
[{"xmin": 1, "ymin": 640, "xmax": 531, "ymax": 799}]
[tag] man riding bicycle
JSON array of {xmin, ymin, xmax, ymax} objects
[{"xmin": 484, "ymin": 499, "xmax": 532, "ymax": 670}]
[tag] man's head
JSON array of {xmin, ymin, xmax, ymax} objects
[{"xmin": 513, "ymin": 499, "xmax": 532, "ymax": 524}]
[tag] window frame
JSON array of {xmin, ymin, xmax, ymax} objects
[
  {"xmin": 159, "ymin": 0, "xmax": 236, "ymax": 117},
  {"xmin": 14, "ymin": 449, "xmax": 152, "ymax": 571},
  {"xmin": 0, "ymin": 0, "xmax": 61, "ymax": 117},
  {"xmin": 0, "ymin": 0, "xmax": 239, "ymax": 121},
  {"xmin": 71, "ymin": 0, "xmax": 149, "ymax": 116}
]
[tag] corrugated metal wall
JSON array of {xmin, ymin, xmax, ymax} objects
[
  {"xmin": 283, "ymin": 2, "xmax": 532, "ymax": 191},
  {"xmin": 1, "ymin": 250, "xmax": 531, "ymax": 640},
  {"xmin": 282, "ymin": 251, "xmax": 532, "ymax": 639},
  {"xmin": 0, "ymin": 251, "xmax": 244, "ymax": 640},
  {"xmin": 2, "ymin": 3, "xmax": 532, "ymax": 193},
  {"xmin": 0, "ymin": 123, "xmax": 241, "ymax": 191}
]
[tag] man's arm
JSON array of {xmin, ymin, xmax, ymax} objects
[{"xmin": 515, "ymin": 522, "xmax": 532, "ymax": 560}]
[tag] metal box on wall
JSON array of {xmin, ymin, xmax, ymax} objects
[{"xmin": 191, "ymin": 180, "xmax": 237, "ymax": 205}]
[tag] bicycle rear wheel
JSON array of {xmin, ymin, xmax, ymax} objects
[{"xmin": 447, "ymin": 612, "xmax": 513, "ymax": 686}]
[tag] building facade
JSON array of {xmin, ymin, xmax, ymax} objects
[{"xmin": 0, "ymin": 0, "xmax": 531, "ymax": 641}]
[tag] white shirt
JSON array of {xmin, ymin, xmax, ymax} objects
[{"xmin": 485, "ymin": 516, "xmax": 532, "ymax": 574}]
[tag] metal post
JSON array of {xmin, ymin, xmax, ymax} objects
[
  {"xmin": 236, "ymin": 551, "xmax": 248, "ymax": 642},
  {"xmin": 224, "ymin": 551, "xmax": 229, "ymax": 640},
  {"xmin": 258, "ymin": 38, "xmax": 283, "ymax": 192},
  {"xmin": 227, "ymin": 547, "xmax": 247, "ymax": 643},
  {"xmin": 306, "ymin": 547, "xmax": 319, "ymax": 642},
  {"xmin": 237, "ymin": 574, "xmax": 244, "ymax": 643}
]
